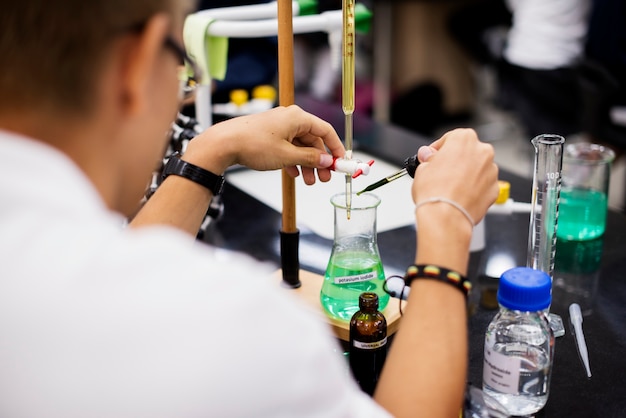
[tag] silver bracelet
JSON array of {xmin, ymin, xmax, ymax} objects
[{"xmin": 415, "ymin": 197, "xmax": 475, "ymax": 227}]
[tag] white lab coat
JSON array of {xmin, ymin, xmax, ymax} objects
[
  {"xmin": 504, "ymin": 0, "xmax": 591, "ymax": 70},
  {"xmin": 0, "ymin": 130, "xmax": 390, "ymax": 418}
]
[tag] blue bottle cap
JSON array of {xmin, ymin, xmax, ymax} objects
[{"xmin": 497, "ymin": 267, "xmax": 552, "ymax": 311}]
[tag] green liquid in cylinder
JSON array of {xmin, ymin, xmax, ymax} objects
[
  {"xmin": 557, "ymin": 187, "xmax": 607, "ymax": 241},
  {"xmin": 320, "ymin": 250, "xmax": 389, "ymax": 321}
]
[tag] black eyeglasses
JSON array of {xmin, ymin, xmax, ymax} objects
[
  {"xmin": 163, "ymin": 35, "xmax": 202, "ymax": 101},
  {"xmin": 124, "ymin": 23, "xmax": 202, "ymax": 102}
]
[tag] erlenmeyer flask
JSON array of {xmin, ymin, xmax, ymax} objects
[{"xmin": 320, "ymin": 193, "xmax": 389, "ymax": 321}]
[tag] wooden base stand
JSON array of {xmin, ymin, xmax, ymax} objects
[{"xmin": 275, "ymin": 269, "xmax": 406, "ymax": 341}]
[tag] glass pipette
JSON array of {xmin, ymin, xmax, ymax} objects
[
  {"xmin": 342, "ymin": 0, "xmax": 355, "ymax": 219},
  {"xmin": 356, "ymin": 155, "xmax": 419, "ymax": 195}
]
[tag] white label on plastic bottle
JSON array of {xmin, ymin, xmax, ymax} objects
[
  {"xmin": 353, "ymin": 337, "xmax": 387, "ymax": 350},
  {"xmin": 334, "ymin": 271, "xmax": 375, "ymax": 284},
  {"xmin": 483, "ymin": 344, "xmax": 521, "ymax": 394}
]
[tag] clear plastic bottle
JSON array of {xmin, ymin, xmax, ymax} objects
[
  {"xmin": 482, "ymin": 267, "xmax": 555, "ymax": 416},
  {"xmin": 463, "ymin": 385, "xmax": 511, "ymax": 418},
  {"xmin": 349, "ymin": 292, "xmax": 387, "ymax": 396}
]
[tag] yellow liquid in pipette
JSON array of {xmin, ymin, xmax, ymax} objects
[
  {"xmin": 343, "ymin": 0, "xmax": 355, "ymax": 219},
  {"xmin": 342, "ymin": 0, "xmax": 355, "ymax": 118}
]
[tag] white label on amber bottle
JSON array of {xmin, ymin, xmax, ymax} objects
[
  {"xmin": 334, "ymin": 271, "xmax": 375, "ymax": 284},
  {"xmin": 483, "ymin": 344, "xmax": 521, "ymax": 394},
  {"xmin": 353, "ymin": 337, "xmax": 387, "ymax": 350}
]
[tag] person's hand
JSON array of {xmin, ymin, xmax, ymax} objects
[
  {"xmin": 183, "ymin": 105, "xmax": 345, "ymax": 185},
  {"xmin": 413, "ymin": 128, "xmax": 499, "ymax": 224}
]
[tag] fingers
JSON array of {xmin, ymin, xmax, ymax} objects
[
  {"xmin": 277, "ymin": 106, "xmax": 344, "ymax": 184},
  {"xmin": 417, "ymin": 145, "xmax": 437, "ymax": 163},
  {"xmin": 412, "ymin": 128, "xmax": 499, "ymax": 223},
  {"xmin": 283, "ymin": 165, "xmax": 331, "ymax": 185},
  {"xmin": 283, "ymin": 105, "xmax": 345, "ymax": 158},
  {"xmin": 284, "ymin": 166, "xmax": 300, "ymax": 179},
  {"xmin": 283, "ymin": 147, "xmax": 334, "ymax": 185},
  {"xmin": 210, "ymin": 105, "xmax": 344, "ymax": 184},
  {"xmin": 429, "ymin": 128, "xmax": 477, "ymax": 150},
  {"xmin": 301, "ymin": 168, "xmax": 317, "ymax": 185},
  {"xmin": 416, "ymin": 128, "xmax": 478, "ymax": 163}
]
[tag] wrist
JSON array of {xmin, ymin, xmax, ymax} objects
[
  {"xmin": 403, "ymin": 264, "xmax": 471, "ymax": 300},
  {"xmin": 415, "ymin": 200, "xmax": 474, "ymax": 239},
  {"xmin": 414, "ymin": 203, "xmax": 472, "ymax": 275},
  {"xmin": 162, "ymin": 152, "xmax": 225, "ymax": 196},
  {"xmin": 182, "ymin": 131, "xmax": 232, "ymax": 175}
]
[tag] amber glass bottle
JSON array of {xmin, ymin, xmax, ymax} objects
[{"xmin": 349, "ymin": 292, "xmax": 388, "ymax": 395}]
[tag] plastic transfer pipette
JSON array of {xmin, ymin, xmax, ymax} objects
[
  {"xmin": 569, "ymin": 303, "xmax": 592, "ymax": 378},
  {"xmin": 342, "ymin": 0, "xmax": 355, "ymax": 219},
  {"xmin": 356, "ymin": 155, "xmax": 419, "ymax": 195}
]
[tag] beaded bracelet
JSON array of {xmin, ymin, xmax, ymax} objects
[{"xmin": 403, "ymin": 264, "xmax": 472, "ymax": 299}]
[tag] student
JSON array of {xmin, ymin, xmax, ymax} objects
[
  {"xmin": 450, "ymin": 0, "xmax": 592, "ymax": 138},
  {"xmin": 0, "ymin": 1, "xmax": 498, "ymax": 417},
  {"xmin": 497, "ymin": 0, "xmax": 591, "ymax": 137}
]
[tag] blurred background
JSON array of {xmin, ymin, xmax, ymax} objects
[{"xmin": 198, "ymin": 0, "xmax": 626, "ymax": 211}]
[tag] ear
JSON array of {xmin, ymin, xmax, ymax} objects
[{"xmin": 121, "ymin": 13, "xmax": 172, "ymax": 116}]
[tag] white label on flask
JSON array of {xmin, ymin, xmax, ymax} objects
[
  {"xmin": 334, "ymin": 271, "xmax": 375, "ymax": 284},
  {"xmin": 483, "ymin": 344, "xmax": 521, "ymax": 394},
  {"xmin": 353, "ymin": 337, "xmax": 387, "ymax": 350}
]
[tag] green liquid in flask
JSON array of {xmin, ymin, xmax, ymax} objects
[
  {"xmin": 557, "ymin": 187, "xmax": 607, "ymax": 241},
  {"xmin": 320, "ymin": 250, "xmax": 389, "ymax": 321}
]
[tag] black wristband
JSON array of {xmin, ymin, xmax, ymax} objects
[
  {"xmin": 162, "ymin": 152, "xmax": 225, "ymax": 196},
  {"xmin": 403, "ymin": 264, "xmax": 471, "ymax": 299}
]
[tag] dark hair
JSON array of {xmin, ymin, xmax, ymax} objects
[{"xmin": 0, "ymin": 0, "xmax": 181, "ymax": 114}]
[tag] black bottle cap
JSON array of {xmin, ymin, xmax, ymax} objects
[{"xmin": 359, "ymin": 292, "xmax": 379, "ymax": 310}]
